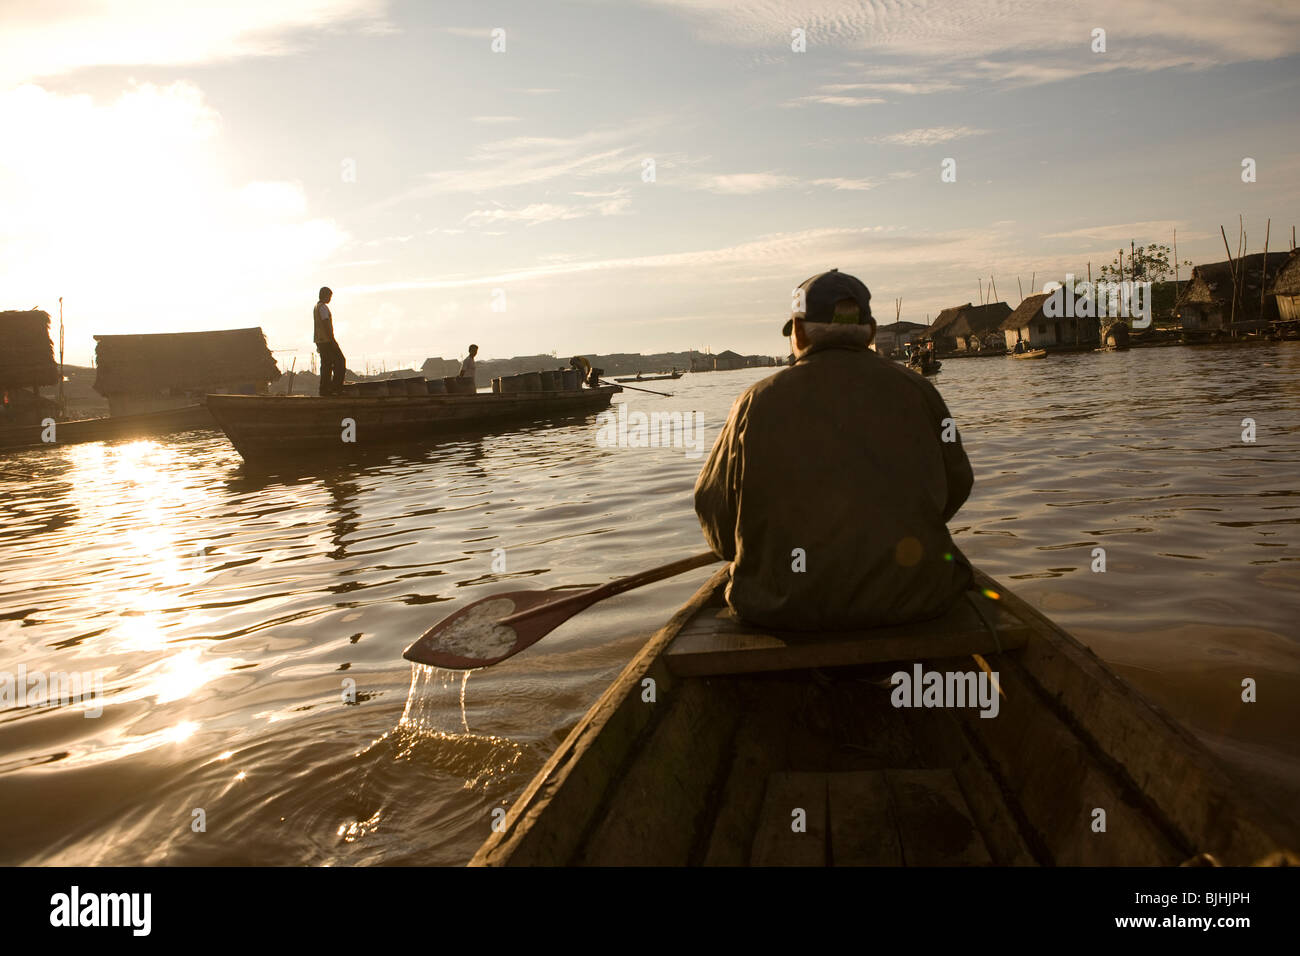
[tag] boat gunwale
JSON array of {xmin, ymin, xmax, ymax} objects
[{"xmin": 472, "ymin": 566, "xmax": 1298, "ymax": 866}]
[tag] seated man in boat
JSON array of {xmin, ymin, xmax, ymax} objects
[
  {"xmin": 1013, "ymin": 339, "xmax": 1026, "ymax": 355},
  {"xmin": 694, "ymin": 269, "xmax": 974, "ymax": 630},
  {"xmin": 459, "ymin": 344, "xmax": 478, "ymax": 380},
  {"xmin": 314, "ymin": 286, "xmax": 346, "ymax": 396}
]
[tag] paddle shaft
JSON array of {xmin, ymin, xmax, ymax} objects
[
  {"xmin": 500, "ymin": 551, "xmax": 720, "ymax": 625},
  {"xmin": 600, "ymin": 378, "xmax": 673, "ymax": 397}
]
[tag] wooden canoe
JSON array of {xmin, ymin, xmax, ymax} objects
[
  {"xmin": 1011, "ymin": 349, "xmax": 1048, "ymax": 359},
  {"xmin": 206, "ymin": 385, "xmax": 621, "ymax": 464},
  {"xmin": 472, "ymin": 567, "xmax": 1298, "ymax": 866},
  {"xmin": 614, "ymin": 372, "xmax": 683, "ymax": 382},
  {"xmin": 0, "ymin": 404, "xmax": 215, "ymax": 452}
]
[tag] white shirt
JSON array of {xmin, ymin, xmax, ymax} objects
[{"xmin": 459, "ymin": 354, "xmax": 475, "ymax": 379}]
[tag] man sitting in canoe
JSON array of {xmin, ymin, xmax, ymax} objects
[{"xmin": 694, "ymin": 269, "xmax": 974, "ymax": 629}]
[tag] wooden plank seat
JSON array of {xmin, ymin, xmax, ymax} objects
[{"xmin": 664, "ymin": 590, "xmax": 1032, "ymax": 677}]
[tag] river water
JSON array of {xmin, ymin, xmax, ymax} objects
[{"xmin": 1, "ymin": 342, "xmax": 1297, "ymax": 865}]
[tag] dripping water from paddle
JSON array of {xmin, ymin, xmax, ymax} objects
[{"xmin": 402, "ymin": 552, "xmax": 720, "ymax": 669}]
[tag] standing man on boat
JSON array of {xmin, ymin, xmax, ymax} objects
[
  {"xmin": 314, "ymin": 286, "xmax": 346, "ymax": 397},
  {"xmin": 459, "ymin": 344, "xmax": 478, "ymax": 382},
  {"xmin": 694, "ymin": 269, "xmax": 974, "ymax": 630}
]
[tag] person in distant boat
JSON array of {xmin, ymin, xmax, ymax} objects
[
  {"xmin": 314, "ymin": 286, "xmax": 346, "ymax": 396},
  {"xmin": 459, "ymin": 344, "xmax": 478, "ymax": 381},
  {"xmin": 1014, "ymin": 339, "xmax": 1026, "ymax": 355},
  {"xmin": 694, "ymin": 268, "xmax": 974, "ymax": 630},
  {"xmin": 570, "ymin": 355, "xmax": 602, "ymax": 387}
]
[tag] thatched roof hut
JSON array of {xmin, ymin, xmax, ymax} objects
[
  {"xmin": 921, "ymin": 302, "xmax": 1012, "ymax": 350},
  {"xmin": 1174, "ymin": 252, "xmax": 1291, "ymax": 331},
  {"xmin": 93, "ymin": 328, "xmax": 280, "ymax": 398},
  {"xmin": 999, "ymin": 293, "xmax": 1052, "ymax": 334},
  {"xmin": 0, "ymin": 310, "xmax": 59, "ymax": 390}
]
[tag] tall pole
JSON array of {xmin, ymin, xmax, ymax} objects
[
  {"xmin": 1261, "ymin": 218, "xmax": 1271, "ymax": 320},
  {"xmin": 57, "ymin": 297, "xmax": 65, "ymax": 417}
]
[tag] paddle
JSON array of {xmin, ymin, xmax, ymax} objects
[
  {"xmin": 402, "ymin": 551, "xmax": 721, "ymax": 669},
  {"xmin": 600, "ymin": 377, "xmax": 673, "ymax": 397}
]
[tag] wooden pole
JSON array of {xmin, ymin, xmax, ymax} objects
[
  {"xmin": 1221, "ymin": 224, "xmax": 1238, "ymax": 329},
  {"xmin": 978, "ymin": 277, "xmax": 984, "ymax": 305},
  {"xmin": 991, "ymin": 276, "xmax": 998, "ymax": 304},
  {"xmin": 57, "ymin": 297, "xmax": 65, "ymax": 417},
  {"xmin": 1017, "ymin": 276, "xmax": 1024, "ymax": 303},
  {"xmin": 1118, "ymin": 248, "xmax": 1124, "ymax": 284},
  {"xmin": 1173, "ymin": 227, "xmax": 1179, "ymax": 298},
  {"xmin": 1261, "ymin": 219, "xmax": 1271, "ymax": 320}
]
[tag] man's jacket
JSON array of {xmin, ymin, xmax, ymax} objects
[{"xmin": 693, "ymin": 324, "xmax": 974, "ymax": 629}]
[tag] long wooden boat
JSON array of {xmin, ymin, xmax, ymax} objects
[
  {"xmin": 472, "ymin": 567, "xmax": 1298, "ymax": 866},
  {"xmin": 0, "ymin": 404, "xmax": 214, "ymax": 452},
  {"xmin": 614, "ymin": 372, "xmax": 683, "ymax": 383},
  {"xmin": 1011, "ymin": 349, "xmax": 1048, "ymax": 359},
  {"xmin": 207, "ymin": 385, "xmax": 621, "ymax": 464}
]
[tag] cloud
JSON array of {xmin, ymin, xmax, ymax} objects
[
  {"xmin": 640, "ymin": 0, "xmax": 1300, "ymax": 83},
  {"xmin": 0, "ymin": 0, "xmax": 390, "ymax": 86},
  {"xmin": 789, "ymin": 94, "xmax": 886, "ymax": 107},
  {"xmin": 810, "ymin": 177, "xmax": 878, "ymax": 191},
  {"xmin": 471, "ymin": 115, "xmax": 521, "ymax": 124},
  {"xmin": 378, "ymin": 130, "xmax": 642, "ymax": 203},
  {"xmin": 1041, "ymin": 221, "xmax": 1200, "ymax": 242},
  {"xmin": 874, "ymin": 126, "xmax": 988, "ymax": 146},
  {"xmin": 462, "ymin": 192, "xmax": 632, "ymax": 226},
  {"xmin": 699, "ymin": 172, "xmax": 795, "ymax": 194}
]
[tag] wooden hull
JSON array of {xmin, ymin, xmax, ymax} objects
[
  {"xmin": 472, "ymin": 568, "xmax": 1297, "ymax": 866},
  {"xmin": 206, "ymin": 386, "xmax": 621, "ymax": 463},
  {"xmin": 1011, "ymin": 349, "xmax": 1048, "ymax": 359},
  {"xmin": 0, "ymin": 404, "xmax": 214, "ymax": 451}
]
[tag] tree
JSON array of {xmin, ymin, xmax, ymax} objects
[{"xmin": 1097, "ymin": 243, "xmax": 1191, "ymax": 284}]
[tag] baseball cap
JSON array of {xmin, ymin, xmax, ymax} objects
[{"xmin": 782, "ymin": 269, "xmax": 874, "ymax": 337}]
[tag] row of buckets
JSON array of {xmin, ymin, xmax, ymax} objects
[
  {"xmin": 343, "ymin": 376, "xmax": 477, "ymax": 397},
  {"xmin": 492, "ymin": 368, "xmax": 584, "ymax": 393}
]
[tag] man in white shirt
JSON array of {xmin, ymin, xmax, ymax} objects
[
  {"xmin": 313, "ymin": 286, "xmax": 346, "ymax": 396},
  {"xmin": 459, "ymin": 344, "xmax": 478, "ymax": 382}
]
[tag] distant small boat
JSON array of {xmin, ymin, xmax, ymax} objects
[
  {"xmin": 907, "ymin": 360, "xmax": 941, "ymax": 376},
  {"xmin": 614, "ymin": 372, "xmax": 683, "ymax": 383},
  {"xmin": 0, "ymin": 404, "xmax": 214, "ymax": 451},
  {"xmin": 1011, "ymin": 349, "xmax": 1048, "ymax": 359}
]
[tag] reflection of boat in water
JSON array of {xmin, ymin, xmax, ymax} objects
[
  {"xmin": 614, "ymin": 372, "xmax": 683, "ymax": 383},
  {"xmin": 207, "ymin": 385, "xmax": 621, "ymax": 464},
  {"xmin": 907, "ymin": 360, "xmax": 941, "ymax": 376},
  {"xmin": 0, "ymin": 404, "xmax": 214, "ymax": 451},
  {"xmin": 1010, "ymin": 349, "xmax": 1048, "ymax": 359},
  {"xmin": 470, "ymin": 566, "xmax": 1300, "ymax": 867}
]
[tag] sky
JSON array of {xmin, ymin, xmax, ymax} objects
[{"xmin": 2, "ymin": 0, "xmax": 1299, "ymax": 371}]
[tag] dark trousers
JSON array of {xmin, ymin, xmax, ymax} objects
[{"xmin": 318, "ymin": 339, "xmax": 346, "ymax": 396}]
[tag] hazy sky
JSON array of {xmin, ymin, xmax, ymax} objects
[{"xmin": 3, "ymin": 0, "xmax": 1298, "ymax": 370}]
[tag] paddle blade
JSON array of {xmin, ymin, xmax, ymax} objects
[{"xmin": 401, "ymin": 589, "xmax": 590, "ymax": 669}]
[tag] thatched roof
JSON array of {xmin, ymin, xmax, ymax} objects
[
  {"xmin": 1267, "ymin": 248, "xmax": 1300, "ymax": 297},
  {"xmin": 999, "ymin": 293, "xmax": 1052, "ymax": 330},
  {"xmin": 93, "ymin": 327, "xmax": 280, "ymax": 396},
  {"xmin": 1175, "ymin": 252, "xmax": 1290, "ymax": 320},
  {"xmin": 921, "ymin": 302, "xmax": 1012, "ymax": 339},
  {"xmin": 0, "ymin": 310, "xmax": 59, "ymax": 389}
]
